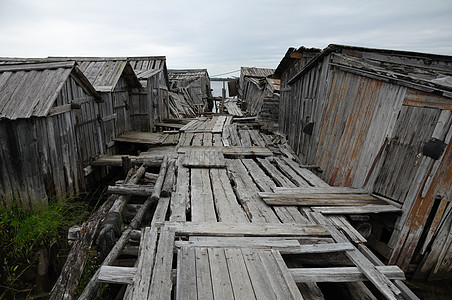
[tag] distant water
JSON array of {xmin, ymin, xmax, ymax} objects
[{"xmin": 210, "ymin": 81, "xmax": 230, "ymax": 98}]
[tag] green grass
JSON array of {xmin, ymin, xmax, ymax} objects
[{"xmin": 0, "ymin": 195, "xmax": 94, "ymax": 299}]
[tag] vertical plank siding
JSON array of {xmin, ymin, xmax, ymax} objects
[{"xmin": 277, "ymin": 46, "xmax": 452, "ymax": 278}]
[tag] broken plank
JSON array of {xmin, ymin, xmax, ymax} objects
[{"xmin": 210, "ymin": 168, "xmax": 249, "ymax": 223}]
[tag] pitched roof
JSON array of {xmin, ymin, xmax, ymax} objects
[
  {"xmin": 240, "ymin": 67, "xmax": 274, "ymax": 78},
  {"xmin": 287, "ymin": 44, "xmax": 452, "ymax": 98},
  {"xmin": 168, "ymin": 69, "xmax": 209, "ymax": 81},
  {"xmin": 0, "ymin": 61, "xmax": 98, "ymax": 120}
]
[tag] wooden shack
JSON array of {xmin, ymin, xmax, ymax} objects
[
  {"xmin": 0, "ymin": 62, "xmax": 101, "ymax": 207},
  {"xmin": 275, "ymin": 44, "xmax": 452, "ymax": 279},
  {"xmin": 127, "ymin": 57, "xmax": 169, "ymax": 131},
  {"xmin": 168, "ymin": 69, "xmax": 212, "ymax": 114},
  {"xmin": 59, "ymin": 58, "xmax": 143, "ymax": 154},
  {"xmin": 238, "ymin": 67, "xmax": 275, "ymax": 113}
]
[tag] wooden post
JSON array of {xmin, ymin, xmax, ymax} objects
[{"xmin": 220, "ymin": 81, "xmax": 225, "ymax": 114}]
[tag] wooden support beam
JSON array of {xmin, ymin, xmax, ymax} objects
[{"xmin": 107, "ymin": 184, "xmax": 154, "ymax": 196}]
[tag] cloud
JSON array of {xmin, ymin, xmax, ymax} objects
[{"xmin": 0, "ymin": 0, "xmax": 451, "ymax": 75}]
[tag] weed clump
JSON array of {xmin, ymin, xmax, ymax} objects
[{"xmin": 0, "ymin": 196, "xmax": 90, "ymax": 299}]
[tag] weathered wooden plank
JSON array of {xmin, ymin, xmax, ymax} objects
[
  {"xmin": 310, "ymin": 212, "xmax": 403, "ymax": 300},
  {"xmin": 272, "ymin": 250, "xmax": 305, "ymax": 299},
  {"xmin": 212, "ymin": 115, "xmax": 227, "ymax": 133},
  {"xmin": 130, "ymin": 227, "xmax": 159, "ymax": 299},
  {"xmin": 178, "ymin": 146, "xmax": 273, "ymax": 156},
  {"xmin": 227, "ymin": 159, "xmax": 280, "ymax": 223},
  {"xmin": 224, "ymin": 248, "xmax": 256, "ymax": 299},
  {"xmin": 107, "ymin": 184, "xmax": 154, "ymax": 196},
  {"xmin": 194, "ymin": 247, "xmax": 214, "ymax": 299},
  {"xmin": 328, "ymin": 215, "xmax": 367, "ymax": 243},
  {"xmin": 242, "ymin": 248, "xmax": 277, "ymax": 300},
  {"xmin": 179, "ymin": 119, "xmax": 198, "ymax": 131},
  {"xmin": 241, "ymin": 158, "xmax": 310, "ymax": 224},
  {"xmin": 191, "ymin": 132, "xmax": 203, "ymax": 146},
  {"xmin": 162, "ymin": 159, "xmax": 176, "ymax": 196},
  {"xmin": 273, "ymin": 157, "xmax": 311, "ymax": 187},
  {"xmin": 203, "ymin": 132, "xmax": 213, "ymax": 146},
  {"xmin": 273, "ymin": 186, "xmax": 368, "ymax": 194},
  {"xmin": 170, "ymin": 157, "xmax": 189, "ymax": 222},
  {"xmin": 157, "ymin": 222, "xmax": 330, "ymax": 237},
  {"xmin": 113, "ymin": 131, "xmax": 164, "ymax": 144},
  {"xmin": 175, "ymin": 237, "xmax": 300, "ymax": 252},
  {"xmin": 358, "ymin": 244, "xmax": 420, "ymax": 300},
  {"xmin": 289, "ymin": 266, "xmax": 405, "ymax": 282},
  {"xmin": 210, "ymin": 168, "xmax": 249, "ymax": 222},
  {"xmin": 281, "ymin": 156, "xmax": 329, "ymax": 187},
  {"xmin": 312, "ymin": 205, "xmax": 401, "ymax": 214},
  {"xmin": 248, "ymin": 130, "xmax": 266, "ymax": 147},
  {"xmin": 208, "ymin": 248, "xmax": 235, "ymax": 299},
  {"xmin": 239, "ymin": 129, "xmax": 252, "ymax": 147},
  {"xmin": 176, "ymin": 247, "xmax": 197, "ymax": 300},
  {"xmin": 191, "ymin": 168, "xmax": 217, "ymax": 222},
  {"xmin": 258, "ymin": 250, "xmax": 293, "ymax": 299},
  {"xmin": 148, "ymin": 226, "xmax": 176, "ymax": 299},
  {"xmin": 257, "ymin": 157, "xmax": 296, "ymax": 187},
  {"xmin": 260, "ymin": 193, "xmax": 385, "ymax": 206},
  {"xmin": 98, "ymin": 266, "xmax": 136, "ymax": 284},
  {"xmin": 183, "ymin": 150, "xmax": 226, "ymax": 167}
]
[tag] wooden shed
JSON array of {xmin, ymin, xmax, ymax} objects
[
  {"xmin": 238, "ymin": 67, "xmax": 276, "ymax": 113},
  {"xmin": 168, "ymin": 69, "xmax": 213, "ymax": 114},
  {"xmin": 0, "ymin": 61, "xmax": 101, "ymax": 207},
  {"xmin": 127, "ymin": 57, "xmax": 169, "ymax": 130},
  {"xmin": 59, "ymin": 58, "xmax": 143, "ymax": 154},
  {"xmin": 275, "ymin": 44, "xmax": 452, "ymax": 279}
]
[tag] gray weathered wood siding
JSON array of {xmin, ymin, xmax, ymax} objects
[
  {"xmin": 277, "ymin": 45, "xmax": 452, "ymax": 278},
  {"xmin": 0, "ymin": 63, "xmax": 102, "ymax": 207},
  {"xmin": 168, "ymin": 69, "xmax": 212, "ymax": 113},
  {"xmin": 0, "ymin": 75, "xmax": 96, "ymax": 206}
]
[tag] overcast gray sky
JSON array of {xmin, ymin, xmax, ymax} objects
[{"xmin": 1, "ymin": 0, "xmax": 451, "ymax": 77}]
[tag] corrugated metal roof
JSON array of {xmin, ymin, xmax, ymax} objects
[
  {"xmin": 0, "ymin": 61, "xmax": 97, "ymax": 120},
  {"xmin": 241, "ymin": 67, "xmax": 275, "ymax": 78}
]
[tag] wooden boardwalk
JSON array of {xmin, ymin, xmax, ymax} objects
[{"xmin": 66, "ymin": 115, "xmax": 418, "ymax": 300}]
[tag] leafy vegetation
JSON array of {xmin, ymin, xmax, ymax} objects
[{"xmin": 0, "ymin": 195, "xmax": 92, "ymax": 299}]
